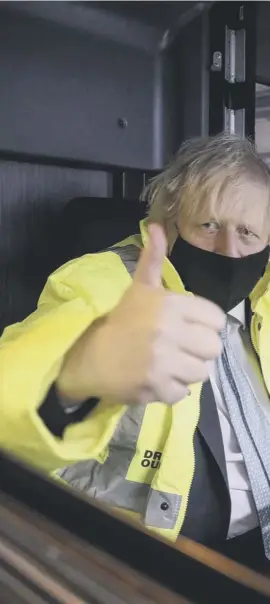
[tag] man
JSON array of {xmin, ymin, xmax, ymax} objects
[{"xmin": 1, "ymin": 133, "xmax": 270, "ymax": 572}]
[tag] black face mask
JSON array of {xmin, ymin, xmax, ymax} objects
[{"xmin": 169, "ymin": 236, "xmax": 269, "ymax": 313}]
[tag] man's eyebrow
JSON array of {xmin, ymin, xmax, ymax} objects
[
  {"xmin": 237, "ymin": 222, "xmax": 253, "ymax": 229},
  {"xmin": 237, "ymin": 222, "xmax": 263, "ymax": 235}
]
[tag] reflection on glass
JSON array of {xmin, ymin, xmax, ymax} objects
[{"xmin": 255, "ymin": 83, "xmax": 270, "ymax": 166}]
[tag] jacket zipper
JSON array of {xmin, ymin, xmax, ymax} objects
[
  {"xmin": 250, "ymin": 314, "xmax": 257, "ymax": 352},
  {"xmin": 177, "ymin": 383, "xmax": 203, "ymax": 536}
]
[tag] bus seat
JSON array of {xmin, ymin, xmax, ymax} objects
[{"xmin": 57, "ymin": 196, "xmax": 147, "ymax": 266}]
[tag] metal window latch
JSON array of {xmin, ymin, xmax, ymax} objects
[
  {"xmin": 211, "ymin": 51, "xmax": 222, "ymax": 72},
  {"xmin": 225, "ymin": 27, "xmax": 246, "ymax": 83}
]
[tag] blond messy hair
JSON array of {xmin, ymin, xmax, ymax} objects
[{"xmin": 142, "ymin": 133, "xmax": 270, "ymax": 245}]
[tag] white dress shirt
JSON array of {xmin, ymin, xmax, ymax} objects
[{"xmin": 208, "ymin": 302, "xmax": 262, "ymax": 538}]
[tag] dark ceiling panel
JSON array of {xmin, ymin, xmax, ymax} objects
[
  {"xmin": 3, "ymin": 1, "xmax": 211, "ymax": 54},
  {"xmin": 80, "ymin": 1, "xmax": 197, "ymax": 31}
]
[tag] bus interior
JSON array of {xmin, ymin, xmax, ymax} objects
[{"xmin": 1, "ymin": 1, "xmax": 270, "ymax": 602}]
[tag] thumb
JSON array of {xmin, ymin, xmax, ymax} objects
[{"xmin": 134, "ymin": 223, "xmax": 168, "ymax": 288}]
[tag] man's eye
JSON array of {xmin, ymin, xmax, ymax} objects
[
  {"xmin": 202, "ymin": 221, "xmax": 219, "ymax": 232},
  {"xmin": 238, "ymin": 227, "xmax": 257, "ymax": 239}
]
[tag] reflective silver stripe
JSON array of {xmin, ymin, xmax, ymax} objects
[
  {"xmin": 110, "ymin": 244, "xmax": 141, "ymax": 277},
  {"xmin": 59, "ymin": 403, "xmax": 146, "ymax": 508},
  {"xmin": 59, "ymin": 243, "xmax": 181, "ymax": 529},
  {"xmin": 145, "ymin": 489, "xmax": 182, "ymax": 529},
  {"xmin": 59, "ymin": 400, "xmax": 181, "ymax": 528}
]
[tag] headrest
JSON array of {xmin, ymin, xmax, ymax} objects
[{"xmin": 58, "ymin": 196, "xmax": 147, "ymax": 261}]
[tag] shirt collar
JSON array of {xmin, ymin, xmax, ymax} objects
[{"xmin": 228, "ymin": 301, "xmax": 246, "ymax": 328}]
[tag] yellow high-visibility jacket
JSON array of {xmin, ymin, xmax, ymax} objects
[{"xmin": 0, "ymin": 220, "xmax": 270, "ymax": 542}]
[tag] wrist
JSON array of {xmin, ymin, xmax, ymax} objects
[{"xmin": 54, "ymin": 382, "xmax": 86, "ymax": 409}]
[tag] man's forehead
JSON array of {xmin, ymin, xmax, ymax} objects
[
  {"xmin": 182, "ymin": 183, "xmax": 270, "ymax": 237},
  {"xmin": 199, "ymin": 181, "xmax": 270, "ymax": 229}
]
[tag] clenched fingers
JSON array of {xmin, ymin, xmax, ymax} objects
[
  {"xmin": 151, "ymin": 349, "xmax": 210, "ymax": 386},
  {"xmin": 166, "ymin": 293, "xmax": 225, "ymax": 332},
  {"xmin": 140, "ymin": 381, "xmax": 190, "ymax": 406},
  {"xmin": 174, "ymin": 322, "xmax": 223, "ymax": 360}
]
